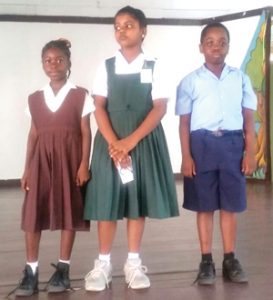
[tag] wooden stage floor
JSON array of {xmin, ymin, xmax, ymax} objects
[{"xmin": 1, "ymin": 180, "xmax": 273, "ymax": 300}]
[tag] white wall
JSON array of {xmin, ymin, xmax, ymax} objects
[
  {"xmin": 0, "ymin": 0, "xmax": 271, "ymax": 18},
  {"xmin": 0, "ymin": 16, "xmax": 260, "ymax": 179}
]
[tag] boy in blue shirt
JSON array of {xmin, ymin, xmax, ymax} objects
[{"xmin": 176, "ymin": 22, "xmax": 257, "ymax": 285}]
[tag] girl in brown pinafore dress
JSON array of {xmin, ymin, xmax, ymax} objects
[{"xmin": 13, "ymin": 39, "xmax": 94, "ymax": 297}]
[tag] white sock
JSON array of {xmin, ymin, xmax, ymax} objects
[
  {"xmin": 26, "ymin": 261, "xmax": 38, "ymax": 274},
  {"xmin": 98, "ymin": 253, "xmax": 111, "ymax": 263},
  {"xmin": 59, "ymin": 259, "xmax": 70, "ymax": 265},
  {"xmin": 128, "ymin": 252, "xmax": 139, "ymax": 260}
]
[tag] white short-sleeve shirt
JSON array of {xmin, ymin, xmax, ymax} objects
[{"xmin": 92, "ymin": 50, "xmax": 170, "ymax": 100}]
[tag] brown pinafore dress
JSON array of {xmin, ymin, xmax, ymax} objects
[{"xmin": 21, "ymin": 87, "xmax": 90, "ymax": 232}]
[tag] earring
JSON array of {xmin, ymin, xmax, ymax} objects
[{"xmin": 142, "ymin": 34, "xmax": 145, "ymax": 38}]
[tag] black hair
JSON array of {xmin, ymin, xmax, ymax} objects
[
  {"xmin": 42, "ymin": 39, "xmax": 71, "ymax": 59},
  {"xmin": 41, "ymin": 39, "xmax": 71, "ymax": 77},
  {"xmin": 114, "ymin": 6, "xmax": 147, "ymax": 28},
  {"xmin": 200, "ymin": 22, "xmax": 230, "ymax": 43}
]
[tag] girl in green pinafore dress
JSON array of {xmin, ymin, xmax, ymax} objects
[{"xmin": 84, "ymin": 6, "xmax": 179, "ymax": 291}]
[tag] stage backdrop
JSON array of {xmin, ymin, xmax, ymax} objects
[
  {"xmin": 0, "ymin": 15, "xmax": 262, "ymax": 179},
  {"xmin": 241, "ymin": 11, "xmax": 270, "ymax": 180}
]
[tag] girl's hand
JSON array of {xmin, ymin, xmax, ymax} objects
[
  {"xmin": 110, "ymin": 151, "xmax": 131, "ymax": 168},
  {"xmin": 242, "ymin": 152, "xmax": 257, "ymax": 176},
  {"xmin": 21, "ymin": 171, "xmax": 30, "ymax": 191},
  {"xmin": 109, "ymin": 137, "xmax": 136, "ymax": 162},
  {"xmin": 118, "ymin": 155, "xmax": 132, "ymax": 169},
  {"xmin": 76, "ymin": 163, "xmax": 90, "ymax": 186},
  {"xmin": 182, "ymin": 156, "xmax": 196, "ymax": 178}
]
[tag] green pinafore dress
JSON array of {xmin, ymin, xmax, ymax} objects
[{"xmin": 84, "ymin": 57, "xmax": 179, "ymax": 220}]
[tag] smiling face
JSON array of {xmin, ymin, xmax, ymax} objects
[
  {"xmin": 199, "ymin": 26, "xmax": 229, "ymax": 67},
  {"xmin": 42, "ymin": 47, "xmax": 71, "ymax": 83},
  {"xmin": 114, "ymin": 13, "xmax": 146, "ymax": 50}
]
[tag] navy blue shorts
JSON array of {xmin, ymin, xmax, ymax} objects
[{"xmin": 183, "ymin": 129, "xmax": 246, "ymax": 212}]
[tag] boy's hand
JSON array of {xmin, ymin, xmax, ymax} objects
[
  {"xmin": 182, "ymin": 156, "xmax": 196, "ymax": 178},
  {"xmin": 242, "ymin": 152, "xmax": 257, "ymax": 176}
]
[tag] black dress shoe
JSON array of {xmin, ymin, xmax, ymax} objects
[
  {"xmin": 194, "ymin": 260, "xmax": 216, "ymax": 285},
  {"xmin": 222, "ymin": 258, "xmax": 248, "ymax": 283}
]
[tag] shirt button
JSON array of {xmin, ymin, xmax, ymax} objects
[{"xmin": 126, "ymin": 104, "xmax": 131, "ymax": 109}]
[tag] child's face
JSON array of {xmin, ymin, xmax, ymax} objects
[
  {"xmin": 42, "ymin": 47, "xmax": 71, "ymax": 82},
  {"xmin": 199, "ymin": 27, "xmax": 229, "ymax": 66},
  {"xmin": 114, "ymin": 13, "xmax": 146, "ymax": 49}
]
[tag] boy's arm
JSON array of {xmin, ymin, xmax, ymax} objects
[
  {"xmin": 242, "ymin": 107, "xmax": 256, "ymax": 175},
  {"xmin": 76, "ymin": 114, "xmax": 91, "ymax": 186},
  {"xmin": 179, "ymin": 114, "xmax": 196, "ymax": 177}
]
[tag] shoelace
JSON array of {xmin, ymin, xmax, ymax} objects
[
  {"xmin": 43, "ymin": 263, "xmax": 72, "ymax": 292},
  {"xmin": 6, "ymin": 268, "xmax": 36, "ymax": 298},
  {"xmin": 193, "ymin": 261, "xmax": 215, "ymax": 285},
  {"xmin": 127, "ymin": 265, "xmax": 148, "ymax": 289},
  {"xmin": 85, "ymin": 264, "xmax": 110, "ymax": 289},
  {"xmin": 6, "ymin": 286, "xmax": 21, "ymax": 298},
  {"xmin": 43, "ymin": 263, "xmax": 61, "ymax": 290}
]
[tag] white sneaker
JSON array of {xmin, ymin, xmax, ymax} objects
[
  {"xmin": 124, "ymin": 258, "xmax": 150, "ymax": 289},
  {"xmin": 84, "ymin": 259, "xmax": 112, "ymax": 291}
]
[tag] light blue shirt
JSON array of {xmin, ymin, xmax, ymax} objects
[{"xmin": 175, "ymin": 64, "xmax": 257, "ymax": 131}]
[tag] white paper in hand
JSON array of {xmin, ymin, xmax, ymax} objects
[{"xmin": 117, "ymin": 156, "xmax": 134, "ymax": 184}]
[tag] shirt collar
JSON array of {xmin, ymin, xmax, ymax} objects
[
  {"xmin": 115, "ymin": 49, "xmax": 155, "ymax": 63},
  {"xmin": 40, "ymin": 81, "xmax": 76, "ymax": 93},
  {"xmin": 200, "ymin": 64, "xmax": 235, "ymax": 79}
]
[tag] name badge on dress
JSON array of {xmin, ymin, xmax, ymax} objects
[{"xmin": 140, "ymin": 69, "xmax": 153, "ymax": 83}]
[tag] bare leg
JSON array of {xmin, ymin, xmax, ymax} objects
[
  {"xmin": 98, "ymin": 221, "xmax": 117, "ymax": 254},
  {"xmin": 125, "ymin": 218, "xmax": 150, "ymax": 289},
  {"xmin": 220, "ymin": 210, "xmax": 236, "ymax": 253},
  {"xmin": 197, "ymin": 212, "xmax": 214, "ymax": 254},
  {"xmin": 60, "ymin": 230, "xmax": 76, "ymax": 260},
  {"xmin": 127, "ymin": 218, "xmax": 145, "ymax": 252},
  {"xmin": 25, "ymin": 231, "xmax": 41, "ymax": 262},
  {"xmin": 84, "ymin": 221, "xmax": 117, "ymax": 291}
]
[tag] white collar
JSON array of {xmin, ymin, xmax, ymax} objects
[
  {"xmin": 39, "ymin": 81, "xmax": 77, "ymax": 112},
  {"xmin": 40, "ymin": 81, "xmax": 76, "ymax": 94},
  {"xmin": 115, "ymin": 49, "xmax": 155, "ymax": 63}
]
